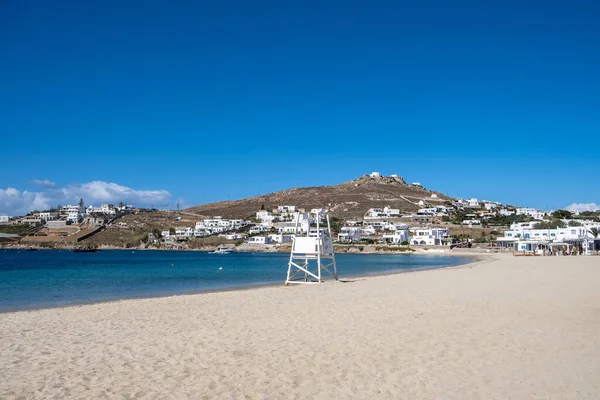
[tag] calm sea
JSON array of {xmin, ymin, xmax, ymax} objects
[{"xmin": 0, "ymin": 250, "xmax": 472, "ymax": 312}]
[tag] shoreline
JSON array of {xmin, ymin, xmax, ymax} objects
[
  {"xmin": 0, "ymin": 243, "xmax": 499, "ymax": 257},
  {"xmin": 0, "ymin": 253, "xmax": 482, "ymax": 315},
  {"xmin": 3, "ymin": 253, "xmax": 599, "ymax": 398}
]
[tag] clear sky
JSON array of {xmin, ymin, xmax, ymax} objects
[{"xmin": 1, "ymin": 0, "xmax": 599, "ymax": 215}]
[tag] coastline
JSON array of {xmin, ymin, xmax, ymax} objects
[
  {"xmin": 0, "ymin": 241, "xmax": 499, "ymax": 257},
  {"xmin": 0, "ymin": 252, "xmax": 480, "ymax": 314},
  {"xmin": 2, "ymin": 253, "xmax": 598, "ymax": 399}
]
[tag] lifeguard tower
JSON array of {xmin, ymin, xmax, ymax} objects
[{"xmin": 285, "ymin": 209, "xmax": 338, "ymax": 285}]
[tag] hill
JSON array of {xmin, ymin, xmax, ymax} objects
[{"xmin": 187, "ymin": 174, "xmax": 454, "ymax": 219}]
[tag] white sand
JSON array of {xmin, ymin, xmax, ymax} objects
[{"xmin": 2, "ymin": 254, "xmax": 600, "ymax": 399}]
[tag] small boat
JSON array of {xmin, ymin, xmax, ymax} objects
[{"xmin": 210, "ymin": 246, "xmax": 233, "ymax": 254}]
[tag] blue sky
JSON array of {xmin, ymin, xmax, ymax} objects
[{"xmin": 1, "ymin": 0, "xmax": 599, "ymax": 214}]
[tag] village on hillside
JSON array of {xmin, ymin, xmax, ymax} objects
[{"xmin": 1, "ymin": 172, "xmax": 599, "ymax": 255}]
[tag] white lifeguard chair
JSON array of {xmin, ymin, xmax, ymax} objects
[{"xmin": 285, "ymin": 209, "xmax": 338, "ymax": 285}]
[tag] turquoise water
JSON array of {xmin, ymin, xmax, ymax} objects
[{"xmin": 0, "ymin": 250, "xmax": 472, "ymax": 312}]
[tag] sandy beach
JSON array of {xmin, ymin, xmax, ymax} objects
[{"xmin": 1, "ymin": 254, "xmax": 599, "ymax": 399}]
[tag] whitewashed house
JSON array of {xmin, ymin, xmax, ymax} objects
[
  {"xmin": 337, "ymin": 227, "xmax": 361, "ymax": 242},
  {"xmin": 360, "ymin": 226, "xmax": 377, "ymax": 236},
  {"xmin": 277, "ymin": 205, "xmax": 297, "ymax": 213},
  {"xmin": 515, "ymin": 208, "xmax": 546, "ymax": 220},
  {"xmin": 175, "ymin": 227, "xmax": 194, "ymax": 237},
  {"xmin": 34, "ymin": 212, "xmax": 58, "ymax": 222},
  {"xmin": 410, "ymin": 228, "xmax": 450, "ymax": 246},
  {"xmin": 249, "ymin": 226, "xmax": 268, "ymax": 235},
  {"xmin": 365, "ymin": 206, "xmax": 401, "ymax": 219},
  {"xmin": 417, "ymin": 208, "xmax": 437, "ymax": 216},
  {"xmin": 256, "ymin": 210, "xmax": 275, "ymax": 223},
  {"xmin": 87, "ymin": 204, "xmax": 116, "ymax": 215},
  {"xmin": 248, "ymin": 236, "xmax": 272, "ymax": 245},
  {"xmin": 467, "ymin": 198, "xmax": 481, "ymax": 208},
  {"xmin": 497, "ymin": 226, "xmax": 599, "ymax": 252},
  {"xmin": 268, "ymin": 234, "xmax": 293, "ymax": 244},
  {"xmin": 62, "ymin": 204, "xmax": 85, "ymax": 223},
  {"xmin": 452, "ymin": 199, "xmax": 469, "ymax": 209},
  {"xmin": 0, "ymin": 215, "xmax": 9, "ymax": 223},
  {"xmin": 484, "ymin": 203, "xmax": 498, "ymax": 211},
  {"xmin": 382, "ymin": 229, "xmax": 409, "ymax": 244}
]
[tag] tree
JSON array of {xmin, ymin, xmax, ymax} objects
[
  {"xmin": 551, "ymin": 209, "xmax": 573, "ymax": 219},
  {"xmin": 169, "ymin": 227, "xmax": 176, "ymax": 235},
  {"xmin": 589, "ymin": 227, "xmax": 599, "ymax": 239},
  {"xmin": 260, "ymin": 204, "xmax": 265, "ymax": 210},
  {"xmin": 568, "ymin": 220, "xmax": 582, "ymax": 227},
  {"xmin": 534, "ymin": 220, "xmax": 566, "ymax": 229},
  {"xmin": 79, "ymin": 198, "xmax": 84, "ymax": 208}
]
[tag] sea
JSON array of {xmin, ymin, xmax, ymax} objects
[{"xmin": 0, "ymin": 250, "xmax": 473, "ymax": 312}]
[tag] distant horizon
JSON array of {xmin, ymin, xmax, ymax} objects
[{"xmin": 1, "ymin": 1, "xmax": 598, "ymax": 215}]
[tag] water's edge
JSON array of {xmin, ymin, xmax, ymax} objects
[{"xmin": 0, "ymin": 252, "xmax": 478, "ymax": 314}]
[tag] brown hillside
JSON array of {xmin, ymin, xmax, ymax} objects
[{"xmin": 187, "ymin": 175, "xmax": 455, "ymax": 219}]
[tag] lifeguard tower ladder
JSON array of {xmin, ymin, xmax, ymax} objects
[{"xmin": 285, "ymin": 209, "xmax": 338, "ymax": 285}]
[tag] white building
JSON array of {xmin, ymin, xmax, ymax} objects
[
  {"xmin": 37, "ymin": 212, "xmax": 58, "ymax": 222},
  {"xmin": 383, "ymin": 221, "xmax": 408, "ymax": 231},
  {"xmin": 268, "ymin": 234, "xmax": 293, "ymax": 244},
  {"xmin": 467, "ymin": 198, "xmax": 481, "ymax": 208},
  {"xmin": 484, "ymin": 203, "xmax": 498, "ymax": 210},
  {"xmin": 248, "ymin": 236, "xmax": 272, "ymax": 245},
  {"xmin": 256, "ymin": 210, "xmax": 275, "ymax": 223},
  {"xmin": 370, "ymin": 171, "xmax": 381, "ymax": 178},
  {"xmin": 453, "ymin": 199, "xmax": 469, "ymax": 209},
  {"xmin": 62, "ymin": 204, "xmax": 85, "ymax": 223},
  {"xmin": 337, "ymin": 227, "xmax": 361, "ymax": 242},
  {"xmin": 410, "ymin": 228, "xmax": 450, "ymax": 246},
  {"xmin": 515, "ymin": 208, "xmax": 546, "ymax": 220},
  {"xmin": 499, "ymin": 208, "xmax": 516, "ymax": 216},
  {"xmin": 0, "ymin": 215, "xmax": 9, "ymax": 223},
  {"xmin": 382, "ymin": 229, "xmax": 410, "ymax": 244},
  {"xmin": 496, "ymin": 226, "xmax": 599, "ymax": 252},
  {"xmin": 249, "ymin": 226, "xmax": 268, "ymax": 235},
  {"xmin": 365, "ymin": 206, "xmax": 401, "ymax": 219},
  {"xmin": 368, "ymin": 221, "xmax": 386, "ymax": 231},
  {"xmin": 462, "ymin": 219, "xmax": 481, "ymax": 226},
  {"xmin": 277, "ymin": 205, "xmax": 297, "ymax": 213},
  {"xmin": 360, "ymin": 226, "xmax": 377, "ymax": 236},
  {"xmin": 417, "ymin": 208, "xmax": 437, "ymax": 216},
  {"xmin": 87, "ymin": 204, "xmax": 116, "ymax": 215},
  {"xmin": 175, "ymin": 227, "xmax": 194, "ymax": 237},
  {"xmin": 161, "ymin": 230, "xmax": 170, "ymax": 238},
  {"xmin": 67, "ymin": 212, "xmax": 82, "ymax": 223}
]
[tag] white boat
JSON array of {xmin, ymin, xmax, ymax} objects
[{"xmin": 210, "ymin": 246, "xmax": 233, "ymax": 254}]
